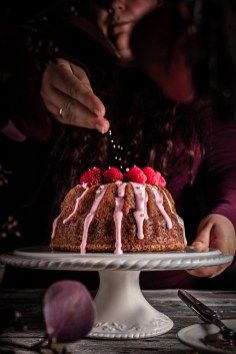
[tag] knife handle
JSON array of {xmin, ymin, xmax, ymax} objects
[{"xmin": 178, "ymin": 290, "xmax": 221, "ymax": 324}]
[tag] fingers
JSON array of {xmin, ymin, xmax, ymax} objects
[
  {"xmin": 42, "ymin": 62, "xmax": 105, "ymax": 116},
  {"xmin": 41, "ymin": 59, "xmax": 109, "ymax": 133},
  {"xmin": 70, "ymin": 63, "xmax": 93, "ymax": 91},
  {"xmin": 57, "ymin": 58, "xmax": 94, "ymax": 93},
  {"xmin": 42, "ymin": 85, "xmax": 109, "ymax": 132},
  {"xmin": 187, "ymin": 224, "xmax": 214, "ymax": 277},
  {"xmin": 186, "ymin": 263, "xmax": 230, "ymax": 278},
  {"xmin": 187, "ymin": 217, "xmax": 217, "ymax": 277},
  {"xmin": 191, "ymin": 223, "xmax": 211, "ymax": 252},
  {"xmin": 187, "ymin": 214, "xmax": 236, "ymax": 278},
  {"xmin": 58, "ymin": 59, "xmax": 105, "ymax": 116}
]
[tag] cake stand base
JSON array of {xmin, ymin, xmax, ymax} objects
[{"xmin": 91, "ymin": 270, "xmax": 172, "ymax": 338}]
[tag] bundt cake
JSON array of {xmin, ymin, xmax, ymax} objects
[{"xmin": 50, "ymin": 166, "xmax": 186, "ymax": 254}]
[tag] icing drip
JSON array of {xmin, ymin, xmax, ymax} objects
[
  {"xmin": 131, "ymin": 182, "xmax": 149, "ymax": 240},
  {"xmin": 161, "ymin": 189, "xmax": 186, "ymax": 243},
  {"xmin": 176, "ymin": 215, "xmax": 187, "ymax": 246},
  {"xmin": 51, "ymin": 214, "xmax": 61, "ymax": 240},
  {"xmin": 63, "ymin": 188, "xmax": 88, "ymax": 224},
  {"xmin": 151, "ymin": 186, "xmax": 172, "ymax": 229},
  {"xmin": 81, "ymin": 185, "xmax": 108, "ymax": 254},
  {"xmin": 161, "ymin": 188, "xmax": 174, "ymax": 213},
  {"xmin": 113, "ymin": 182, "xmax": 126, "ymax": 255},
  {"xmin": 51, "ymin": 184, "xmax": 88, "ymax": 239}
]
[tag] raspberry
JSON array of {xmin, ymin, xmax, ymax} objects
[
  {"xmin": 143, "ymin": 167, "xmax": 159, "ymax": 185},
  {"xmin": 155, "ymin": 172, "xmax": 166, "ymax": 187},
  {"xmin": 103, "ymin": 167, "xmax": 123, "ymax": 183},
  {"xmin": 143, "ymin": 167, "xmax": 166, "ymax": 187},
  {"xmin": 159, "ymin": 175, "xmax": 166, "ymax": 187},
  {"xmin": 125, "ymin": 166, "xmax": 147, "ymax": 184},
  {"xmin": 79, "ymin": 167, "xmax": 102, "ymax": 186}
]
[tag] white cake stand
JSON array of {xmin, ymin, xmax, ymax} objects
[{"xmin": 0, "ymin": 246, "xmax": 233, "ymax": 339}]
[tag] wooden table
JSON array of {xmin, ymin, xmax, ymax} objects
[{"xmin": 0, "ymin": 289, "xmax": 235, "ymax": 353}]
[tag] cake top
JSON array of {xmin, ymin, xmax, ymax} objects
[{"xmin": 79, "ymin": 166, "xmax": 166, "ymax": 188}]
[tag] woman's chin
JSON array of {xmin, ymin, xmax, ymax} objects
[
  {"xmin": 167, "ymin": 91, "xmax": 196, "ymax": 104},
  {"xmin": 117, "ymin": 48, "xmax": 134, "ymax": 63}
]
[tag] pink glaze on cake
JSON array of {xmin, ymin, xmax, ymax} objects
[
  {"xmin": 113, "ymin": 182, "xmax": 126, "ymax": 255},
  {"xmin": 81, "ymin": 185, "xmax": 108, "ymax": 254},
  {"xmin": 131, "ymin": 182, "xmax": 149, "ymax": 240},
  {"xmin": 51, "ymin": 214, "xmax": 61, "ymax": 240},
  {"xmin": 63, "ymin": 188, "xmax": 88, "ymax": 224},
  {"xmin": 151, "ymin": 185, "xmax": 172, "ymax": 229}
]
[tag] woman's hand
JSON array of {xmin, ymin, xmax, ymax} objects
[
  {"xmin": 187, "ymin": 214, "xmax": 236, "ymax": 278},
  {"xmin": 40, "ymin": 58, "xmax": 109, "ymax": 133}
]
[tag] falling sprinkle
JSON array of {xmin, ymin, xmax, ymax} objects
[{"xmin": 107, "ymin": 129, "xmax": 125, "ymax": 170}]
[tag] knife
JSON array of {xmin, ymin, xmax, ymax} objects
[
  {"xmin": 178, "ymin": 289, "xmax": 236, "ymax": 340},
  {"xmin": 178, "ymin": 289, "xmax": 220, "ymax": 323}
]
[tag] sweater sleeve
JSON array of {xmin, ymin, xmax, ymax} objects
[{"xmin": 203, "ymin": 118, "xmax": 236, "ymax": 228}]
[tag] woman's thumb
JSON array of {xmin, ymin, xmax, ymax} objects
[{"xmin": 191, "ymin": 224, "xmax": 211, "ymax": 251}]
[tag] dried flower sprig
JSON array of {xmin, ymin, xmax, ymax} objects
[
  {"xmin": 0, "ymin": 164, "xmax": 11, "ymax": 186},
  {"xmin": 0, "ymin": 215, "xmax": 21, "ymax": 240},
  {"xmin": 0, "ymin": 306, "xmax": 27, "ymax": 333}
]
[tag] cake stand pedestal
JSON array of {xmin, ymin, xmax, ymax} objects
[{"xmin": 0, "ymin": 246, "xmax": 232, "ymax": 339}]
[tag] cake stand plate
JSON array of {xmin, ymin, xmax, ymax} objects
[{"xmin": 0, "ymin": 247, "xmax": 232, "ymax": 339}]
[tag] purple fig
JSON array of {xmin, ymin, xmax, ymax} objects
[{"xmin": 43, "ymin": 280, "xmax": 95, "ymax": 343}]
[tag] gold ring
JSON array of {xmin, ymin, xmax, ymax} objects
[{"xmin": 59, "ymin": 107, "xmax": 63, "ymax": 117}]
